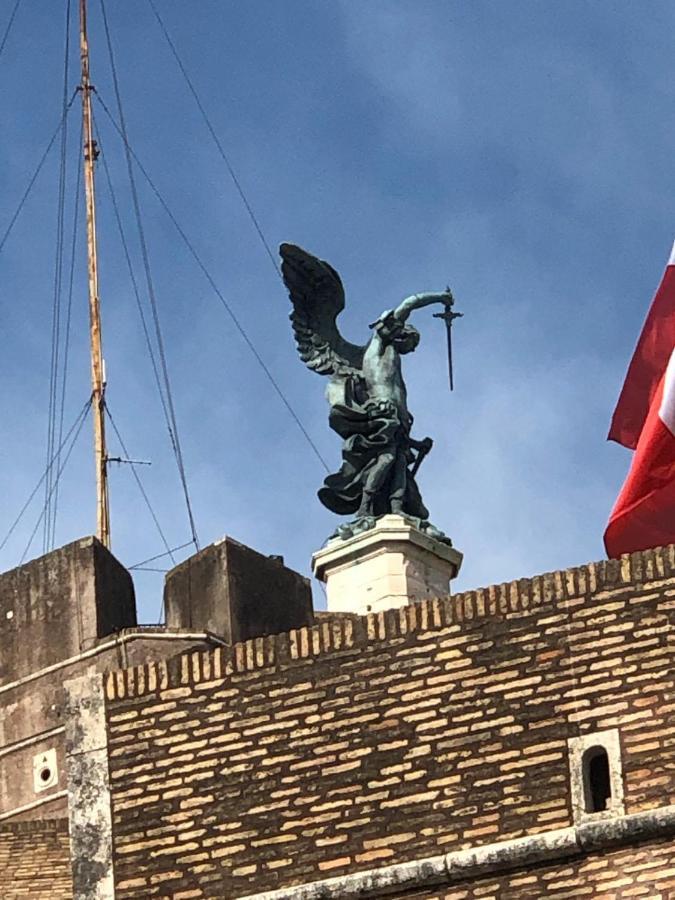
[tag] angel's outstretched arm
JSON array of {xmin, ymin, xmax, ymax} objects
[{"xmin": 393, "ymin": 290, "xmax": 453, "ymax": 322}]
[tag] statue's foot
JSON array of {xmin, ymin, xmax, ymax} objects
[
  {"xmin": 398, "ymin": 514, "xmax": 454, "ymax": 546},
  {"xmin": 419, "ymin": 519, "xmax": 453, "ymax": 545},
  {"xmin": 332, "ymin": 515, "xmax": 378, "ymax": 541},
  {"xmin": 328, "ymin": 512, "xmax": 453, "ymax": 547},
  {"xmin": 401, "ymin": 513, "xmax": 423, "ymax": 529},
  {"xmin": 352, "ymin": 515, "xmax": 377, "ymax": 535}
]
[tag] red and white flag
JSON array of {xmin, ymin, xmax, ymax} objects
[{"xmin": 605, "ymin": 241, "xmax": 675, "ymax": 557}]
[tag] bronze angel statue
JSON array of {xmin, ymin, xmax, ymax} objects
[{"xmin": 280, "ymin": 242, "xmax": 459, "ymax": 540}]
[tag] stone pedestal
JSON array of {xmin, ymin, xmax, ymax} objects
[{"xmin": 312, "ymin": 515, "xmax": 463, "ymax": 615}]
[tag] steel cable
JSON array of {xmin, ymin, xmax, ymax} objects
[
  {"xmin": 104, "ymin": 403, "xmax": 177, "ymax": 567},
  {"xmin": 128, "ymin": 540, "xmax": 194, "ymax": 571},
  {"xmin": 95, "ymin": 94, "xmax": 330, "ymax": 474},
  {"xmin": 21, "ymin": 399, "xmax": 92, "ymax": 564},
  {"xmin": 0, "ymin": 0, "xmax": 21, "ymax": 62},
  {"xmin": 52, "ymin": 116, "xmax": 85, "ymax": 550},
  {"xmin": 100, "ymin": 0, "xmax": 200, "ymax": 550},
  {"xmin": 146, "ymin": 0, "xmax": 280, "ymax": 278},
  {"xmin": 44, "ymin": 0, "xmax": 73, "ymax": 552},
  {"xmin": 0, "ymin": 92, "xmax": 78, "ymax": 261},
  {"xmin": 95, "ymin": 126, "xmax": 173, "ymax": 452},
  {"xmin": 0, "ymin": 398, "xmax": 92, "ymax": 556}
]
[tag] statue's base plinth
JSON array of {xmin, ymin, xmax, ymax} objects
[{"xmin": 312, "ymin": 514, "xmax": 463, "ymax": 615}]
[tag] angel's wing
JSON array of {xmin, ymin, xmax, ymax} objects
[{"xmin": 280, "ymin": 243, "xmax": 365, "ymax": 377}]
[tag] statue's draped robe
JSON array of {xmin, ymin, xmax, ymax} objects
[{"xmin": 318, "ymin": 401, "xmax": 429, "ymax": 519}]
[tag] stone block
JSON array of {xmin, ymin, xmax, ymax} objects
[
  {"xmin": 0, "ymin": 537, "xmax": 136, "ymax": 685},
  {"xmin": 163, "ymin": 537, "xmax": 313, "ymax": 643},
  {"xmin": 312, "ymin": 515, "xmax": 462, "ymax": 614}
]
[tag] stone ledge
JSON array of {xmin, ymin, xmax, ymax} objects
[
  {"xmin": 0, "ymin": 817, "xmax": 69, "ymax": 834},
  {"xmin": 0, "ymin": 627, "xmax": 227, "ymax": 699},
  {"xmin": 235, "ymin": 805, "xmax": 675, "ymax": 900}
]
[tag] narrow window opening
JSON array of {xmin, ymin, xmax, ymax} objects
[{"xmin": 583, "ymin": 746, "xmax": 611, "ymax": 812}]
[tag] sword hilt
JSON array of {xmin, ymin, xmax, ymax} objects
[
  {"xmin": 433, "ymin": 309, "xmax": 463, "ymax": 323},
  {"xmin": 434, "ymin": 285, "xmax": 462, "ymax": 320}
]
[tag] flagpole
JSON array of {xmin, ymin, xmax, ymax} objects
[{"xmin": 79, "ymin": 0, "xmax": 111, "ymax": 548}]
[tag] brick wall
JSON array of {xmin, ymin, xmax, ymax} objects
[
  {"xmin": 104, "ymin": 547, "xmax": 675, "ymax": 898},
  {"xmin": 0, "ymin": 819, "xmax": 71, "ymax": 899}
]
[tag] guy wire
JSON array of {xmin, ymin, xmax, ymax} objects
[
  {"xmin": 44, "ymin": 0, "xmax": 73, "ymax": 552},
  {"xmin": 95, "ymin": 124, "xmax": 173, "ymax": 456},
  {"xmin": 22, "ymin": 399, "xmax": 91, "ymax": 564},
  {"xmin": 100, "ymin": 0, "xmax": 200, "ymax": 550},
  {"xmin": 0, "ymin": 399, "xmax": 92, "ymax": 554},
  {"xmin": 104, "ymin": 403, "xmax": 177, "ymax": 567},
  {"xmin": 51, "ymin": 115, "xmax": 85, "ymax": 550},
  {"xmin": 146, "ymin": 0, "xmax": 280, "ymax": 279},
  {"xmin": 0, "ymin": 0, "xmax": 22, "ymax": 62},
  {"xmin": 0, "ymin": 92, "xmax": 78, "ymax": 261},
  {"xmin": 95, "ymin": 94, "xmax": 331, "ymax": 474}
]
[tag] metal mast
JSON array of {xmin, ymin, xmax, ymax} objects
[{"xmin": 79, "ymin": 0, "xmax": 111, "ymax": 548}]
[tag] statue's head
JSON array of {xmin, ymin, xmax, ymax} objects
[
  {"xmin": 371, "ymin": 312, "xmax": 420, "ymax": 353},
  {"xmin": 395, "ymin": 325, "xmax": 420, "ymax": 354}
]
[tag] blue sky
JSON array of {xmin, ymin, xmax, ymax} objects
[{"xmin": 0, "ymin": 0, "xmax": 672, "ymax": 620}]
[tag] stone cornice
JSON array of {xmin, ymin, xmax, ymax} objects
[{"xmin": 236, "ymin": 805, "xmax": 675, "ymax": 900}]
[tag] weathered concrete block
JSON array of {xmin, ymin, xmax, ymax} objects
[
  {"xmin": 164, "ymin": 536, "xmax": 313, "ymax": 643},
  {"xmin": 0, "ymin": 537, "xmax": 136, "ymax": 685}
]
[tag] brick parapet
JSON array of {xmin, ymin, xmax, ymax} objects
[
  {"xmin": 102, "ymin": 545, "xmax": 675, "ymax": 897},
  {"xmin": 103, "ymin": 545, "xmax": 673, "ymax": 703}
]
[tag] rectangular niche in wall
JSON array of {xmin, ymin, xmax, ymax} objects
[{"xmin": 568, "ymin": 728, "xmax": 625, "ymax": 824}]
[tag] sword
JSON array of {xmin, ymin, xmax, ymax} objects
[{"xmin": 433, "ymin": 287, "xmax": 463, "ymax": 391}]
